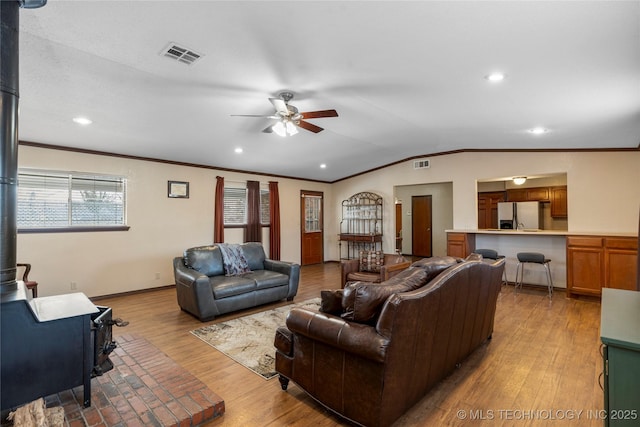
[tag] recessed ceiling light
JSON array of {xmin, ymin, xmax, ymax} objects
[
  {"xmin": 234, "ymin": 147, "xmax": 243, "ymax": 154},
  {"xmin": 485, "ymin": 72, "xmax": 506, "ymax": 82},
  {"xmin": 528, "ymin": 127, "xmax": 549, "ymax": 135},
  {"xmin": 72, "ymin": 117, "xmax": 92, "ymax": 125},
  {"xmin": 320, "ymin": 164, "xmax": 327, "ymax": 169}
]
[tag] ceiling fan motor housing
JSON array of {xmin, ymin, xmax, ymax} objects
[{"xmin": 278, "ymin": 91, "xmax": 295, "ymax": 103}]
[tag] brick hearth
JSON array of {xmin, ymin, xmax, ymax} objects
[{"xmin": 44, "ymin": 334, "xmax": 224, "ymax": 427}]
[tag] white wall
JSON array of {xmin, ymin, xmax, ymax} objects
[
  {"xmin": 17, "ymin": 146, "xmax": 640, "ymax": 297},
  {"xmin": 16, "ymin": 145, "xmax": 331, "ymax": 297},
  {"xmin": 394, "ymin": 182, "xmax": 453, "ymax": 256}
]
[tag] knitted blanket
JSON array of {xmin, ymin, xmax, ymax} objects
[{"xmin": 218, "ymin": 243, "xmax": 251, "ymax": 276}]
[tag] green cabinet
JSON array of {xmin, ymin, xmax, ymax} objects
[{"xmin": 601, "ymin": 288, "xmax": 640, "ymax": 426}]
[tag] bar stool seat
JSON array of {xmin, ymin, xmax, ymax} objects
[
  {"xmin": 474, "ymin": 249, "xmax": 508, "ymax": 286},
  {"xmin": 515, "ymin": 252, "xmax": 553, "ymax": 298}
]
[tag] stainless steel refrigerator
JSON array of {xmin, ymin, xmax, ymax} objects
[{"xmin": 497, "ymin": 201, "xmax": 543, "ymax": 230}]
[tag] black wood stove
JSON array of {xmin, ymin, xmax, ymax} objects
[{"xmin": 0, "ymin": 283, "xmax": 125, "ymax": 415}]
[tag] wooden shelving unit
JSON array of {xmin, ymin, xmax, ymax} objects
[{"xmin": 339, "ymin": 192, "xmax": 383, "ymax": 259}]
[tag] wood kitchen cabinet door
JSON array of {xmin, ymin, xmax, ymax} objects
[
  {"xmin": 605, "ymin": 238, "xmax": 638, "ymax": 291},
  {"xmin": 550, "ymin": 186, "xmax": 568, "ymax": 218},
  {"xmin": 567, "ymin": 236, "xmax": 604, "ymax": 297},
  {"xmin": 506, "ymin": 188, "xmax": 527, "ymax": 202},
  {"xmin": 526, "ymin": 187, "xmax": 550, "ymax": 201},
  {"xmin": 507, "ymin": 187, "xmax": 549, "ymax": 202},
  {"xmin": 447, "ymin": 233, "xmax": 475, "ymax": 258}
]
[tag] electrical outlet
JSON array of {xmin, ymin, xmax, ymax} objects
[
  {"xmin": 70, "ymin": 282, "xmax": 77, "ymax": 290},
  {"xmin": 155, "ymin": 272, "xmax": 160, "ymax": 280}
]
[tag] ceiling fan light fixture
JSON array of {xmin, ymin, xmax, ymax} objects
[
  {"xmin": 272, "ymin": 121, "xmax": 287, "ymax": 137},
  {"xmin": 285, "ymin": 121, "xmax": 298, "ymax": 136},
  {"xmin": 513, "ymin": 177, "xmax": 527, "ymax": 185}
]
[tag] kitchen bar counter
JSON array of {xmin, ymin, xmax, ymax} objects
[
  {"xmin": 446, "ymin": 229, "xmax": 637, "ymax": 237},
  {"xmin": 446, "ymin": 230, "xmax": 638, "ymax": 296}
]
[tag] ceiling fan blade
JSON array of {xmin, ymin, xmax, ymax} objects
[
  {"xmin": 269, "ymin": 98, "xmax": 289, "ymax": 115},
  {"xmin": 300, "ymin": 109, "xmax": 339, "ymax": 119},
  {"xmin": 297, "ymin": 120, "xmax": 324, "ymax": 133},
  {"xmin": 262, "ymin": 125, "xmax": 274, "ymax": 133}
]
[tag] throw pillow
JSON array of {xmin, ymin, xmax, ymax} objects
[
  {"xmin": 320, "ymin": 289, "xmax": 344, "ymax": 315},
  {"xmin": 218, "ymin": 243, "xmax": 251, "ymax": 276},
  {"xmin": 341, "ymin": 267, "xmax": 429, "ymax": 324},
  {"xmin": 359, "ymin": 250, "xmax": 383, "ymax": 272}
]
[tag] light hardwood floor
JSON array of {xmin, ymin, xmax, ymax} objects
[{"xmin": 96, "ymin": 263, "xmax": 604, "ymax": 427}]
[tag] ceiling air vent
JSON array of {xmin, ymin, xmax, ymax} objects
[
  {"xmin": 413, "ymin": 159, "xmax": 430, "ymax": 170},
  {"xmin": 161, "ymin": 42, "xmax": 203, "ymax": 66}
]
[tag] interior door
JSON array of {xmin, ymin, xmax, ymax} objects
[
  {"xmin": 301, "ymin": 191, "xmax": 324, "ymax": 265},
  {"xmin": 412, "ymin": 195, "xmax": 432, "ymax": 257}
]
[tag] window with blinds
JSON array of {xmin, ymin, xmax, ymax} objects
[
  {"xmin": 17, "ymin": 170, "xmax": 126, "ymax": 230},
  {"xmin": 223, "ymin": 185, "xmax": 270, "ymax": 226},
  {"xmin": 260, "ymin": 189, "xmax": 270, "ymax": 225},
  {"xmin": 223, "ymin": 187, "xmax": 247, "ymax": 225}
]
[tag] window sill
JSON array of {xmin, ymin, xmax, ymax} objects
[{"xmin": 18, "ymin": 226, "xmax": 131, "ymax": 234}]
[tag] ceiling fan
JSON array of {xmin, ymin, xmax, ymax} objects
[{"xmin": 231, "ymin": 92, "xmax": 338, "ymax": 136}]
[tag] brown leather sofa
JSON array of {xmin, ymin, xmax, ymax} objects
[{"xmin": 274, "ymin": 255, "xmax": 505, "ymax": 427}]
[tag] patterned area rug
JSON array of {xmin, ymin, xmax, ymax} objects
[{"xmin": 190, "ymin": 298, "xmax": 321, "ymax": 380}]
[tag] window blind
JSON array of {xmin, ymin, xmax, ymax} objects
[
  {"xmin": 223, "ymin": 186, "xmax": 270, "ymax": 226},
  {"xmin": 17, "ymin": 171, "xmax": 126, "ymax": 229},
  {"xmin": 223, "ymin": 187, "xmax": 247, "ymax": 225}
]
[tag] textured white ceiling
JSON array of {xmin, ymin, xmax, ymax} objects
[{"xmin": 17, "ymin": 1, "xmax": 640, "ymax": 182}]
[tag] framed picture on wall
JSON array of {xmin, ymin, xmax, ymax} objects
[{"xmin": 168, "ymin": 181, "xmax": 189, "ymax": 198}]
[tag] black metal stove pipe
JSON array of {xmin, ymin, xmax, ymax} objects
[
  {"xmin": 1, "ymin": 0, "xmax": 46, "ymax": 292},
  {"xmin": 0, "ymin": 0, "xmax": 21, "ymax": 292}
]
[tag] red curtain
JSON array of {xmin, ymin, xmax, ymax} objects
[
  {"xmin": 214, "ymin": 176, "xmax": 224, "ymax": 243},
  {"xmin": 269, "ymin": 181, "xmax": 281, "ymax": 260},
  {"xmin": 245, "ymin": 180, "xmax": 262, "ymax": 242}
]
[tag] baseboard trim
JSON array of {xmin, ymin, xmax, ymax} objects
[{"xmin": 91, "ymin": 284, "xmax": 176, "ymax": 301}]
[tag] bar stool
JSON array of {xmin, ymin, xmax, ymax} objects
[
  {"xmin": 474, "ymin": 249, "xmax": 508, "ymax": 286},
  {"xmin": 515, "ymin": 252, "xmax": 553, "ymax": 298}
]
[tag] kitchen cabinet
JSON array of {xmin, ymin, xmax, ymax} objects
[
  {"xmin": 506, "ymin": 188, "xmax": 527, "ymax": 202},
  {"xmin": 605, "ymin": 238, "xmax": 638, "ymax": 291},
  {"xmin": 507, "ymin": 187, "xmax": 549, "ymax": 202},
  {"xmin": 600, "ymin": 288, "xmax": 640, "ymax": 427},
  {"xmin": 567, "ymin": 236, "xmax": 638, "ymax": 298},
  {"xmin": 550, "ymin": 186, "xmax": 568, "ymax": 218},
  {"xmin": 446, "ymin": 232, "xmax": 475, "ymax": 258},
  {"xmin": 339, "ymin": 192, "xmax": 383, "ymax": 259},
  {"xmin": 567, "ymin": 236, "xmax": 604, "ymax": 297},
  {"xmin": 477, "ymin": 191, "xmax": 506, "ymax": 229},
  {"xmin": 525, "ymin": 187, "xmax": 550, "ymax": 201}
]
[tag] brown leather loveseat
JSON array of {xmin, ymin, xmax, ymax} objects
[{"xmin": 274, "ymin": 255, "xmax": 505, "ymax": 427}]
